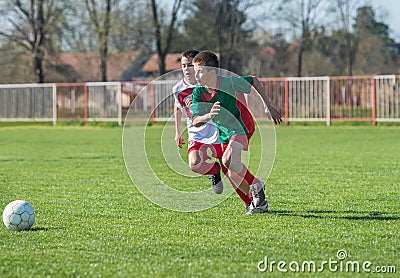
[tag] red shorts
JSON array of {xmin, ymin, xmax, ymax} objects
[
  {"xmin": 188, "ymin": 141, "xmax": 223, "ymax": 159},
  {"xmin": 222, "ymin": 134, "xmax": 251, "ymax": 152}
]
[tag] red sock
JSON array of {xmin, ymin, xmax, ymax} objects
[
  {"xmin": 223, "ymin": 165, "xmax": 253, "ymax": 206},
  {"xmin": 191, "ymin": 161, "xmax": 219, "ymax": 175},
  {"xmin": 239, "ymin": 166, "xmax": 256, "ymax": 185},
  {"xmin": 235, "ymin": 187, "xmax": 252, "ymax": 206},
  {"xmin": 206, "ymin": 162, "xmax": 219, "ymax": 175}
]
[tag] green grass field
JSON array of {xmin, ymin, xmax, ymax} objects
[{"xmin": 0, "ymin": 125, "xmax": 399, "ymax": 277}]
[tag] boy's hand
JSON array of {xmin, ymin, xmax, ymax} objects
[
  {"xmin": 209, "ymin": 101, "xmax": 220, "ymax": 119},
  {"xmin": 192, "ymin": 101, "xmax": 220, "ymax": 127},
  {"xmin": 265, "ymin": 106, "xmax": 283, "ymax": 125},
  {"xmin": 175, "ymin": 132, "xmax": 185, "ymax": 148}
]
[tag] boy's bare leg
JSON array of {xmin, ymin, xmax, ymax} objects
[
  {"xmin": 188, "ymin": 149, "xmax": 223, "ymax": 194},
  {"xmin": 221, "ymin": 140, "xmax": 244, "ymax": 174},
  {"xmin": 228, "ymin": 171, "xmax": 250, "ymax": 194},
  {"xmin": 188, "ymin": 149, "xmax": 216, "ymax": 175},
  {"xmin": 222, "ymin": 140, "xmax": 258, "ymax": 185}
]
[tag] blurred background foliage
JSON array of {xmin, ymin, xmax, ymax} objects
[{"xmin": 0, "ymin": 0, "xmax": 398, "ymax": 83}]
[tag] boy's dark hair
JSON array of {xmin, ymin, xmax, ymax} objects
[
  {"xmin": 181, "ymin": 49, "xmax": 199, "ymax": 60},
  {"xmin": 193, "ymin": 51, "xmax": 219, "ymax": 68}
]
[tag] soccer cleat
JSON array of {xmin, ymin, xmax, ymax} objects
[
  {"xmin": 208, "ymin": 162, "xmax": 223, "ymax": 194},
  {"xmin": 250, "ymin": 180, "xmax": 266, "ymax": 207},
  {"xmin": 244, "ymin": 202, "xmax": 255, "ymax": 215},
  {"xmin": 244, "ymin": 200, "xmax": 268, "ymax": 215},
  {"xmin": 244, "ymin": 180, "xmax": 269, "ymax": 215}
]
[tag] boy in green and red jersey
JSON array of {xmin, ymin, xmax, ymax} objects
[{"xmin": 191, "ymin": 50, "xmax": 282, "ymax": 215}]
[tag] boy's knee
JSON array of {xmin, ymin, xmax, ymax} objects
[
  {"xmin": 222, "ymin": 154, "xmax": 231, "ymax": 168},
  {"xmin": 189, "ymin": 155, "xmax": 203, "ymax": 172},
  {"xmin": 222, "ymin": 153, "xmax": 243, "ymax": 174},
  {"xmin": 189, "ymin": 160, "xmax": 199, "ymax": 171}
]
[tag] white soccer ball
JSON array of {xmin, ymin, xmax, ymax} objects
[{"xmin": 2, "ymin": 200, "xmax": 35, "ymax": 231}]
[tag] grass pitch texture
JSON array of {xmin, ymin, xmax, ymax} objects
[{"xmin": 0, "ymin": 125, "xmax": 399, "ymax": 277}]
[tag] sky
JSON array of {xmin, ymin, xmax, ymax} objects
[
  {"xmin": 253, "ymin": 0, "xmax": 400, "ymax": 42},
  {"xmin": 371, "ymin": 0, "xmax": 400, "ymax": 40}
]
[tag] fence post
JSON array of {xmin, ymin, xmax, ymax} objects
[
  {"xmin": 326, "ymin": 77, "xmax": 331, "ymax": 126},
  {"xmin": 52, "ymin": 84, "xmax": 57, "ymax": 126},
  {"xmin": 84, "ymin": 83, "xmax": 89, "ymax": 125},
  {"xmin": 118, "ymin": 82, "xmax": 122, "ymax": 127},
  {"xmin": 285, "ymin": 79, "xmax": 289, "ymax": 125},
  {"xmin": 372, "ymin": 77, "xmax": 377, "ymax": 126},
  {"xmin": 150, "ymin": 83, "xmax": 155, "ymax": 124}
]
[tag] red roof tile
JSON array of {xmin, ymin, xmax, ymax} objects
[
  {"xmin": 58, "ymin": 51, "xmax": 140, "ymax": 81},
  {"xmin": 142, "ymin": 53, "xmax": 182, "ymax": 73}
]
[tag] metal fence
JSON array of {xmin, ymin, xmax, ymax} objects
[
  {"xmin": 0, "ymin": 83, "xmax": 56, "ymax": 124},
  {"xmin": 0, "ymin": 75, "xmax": 399, "ymax": 126},
  {"xmin": 259, "ymin": 75, "xmax": 400, "ymax": 125}
]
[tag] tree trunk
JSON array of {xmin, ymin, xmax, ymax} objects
[
  {"xmin": 35, "ymin": 0, "xmax": 45, "ymax": 83},
  {"xmin": 101, "ymin": 46, "xmax": 108, "ymax": 82},
  {"xmin": 34, "ymin": 51, "xmax": 45, "ymax": 83},
  {"xmin": 297, "ymin": 39, "xmax": 304, "ymax": 77},
  {"xmin": 101, "ymin": 0, "xmax": 111, "ymax": 82},
  {"xmin": 348, "ymin": 46, "xmax": 353, "ymax": 76},
  {"xmin": 151, "ymin": 0, "xmax": 181, "ymax": 75}
]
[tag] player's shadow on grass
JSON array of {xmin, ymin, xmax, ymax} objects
[{"xmin": 271, "ymin": 209, "xmax": 400, "ymax": 221}]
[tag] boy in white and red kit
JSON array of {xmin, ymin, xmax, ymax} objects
[{"xmin": 173, "ymin": 50, "xmax": 223, "ymax": 193}]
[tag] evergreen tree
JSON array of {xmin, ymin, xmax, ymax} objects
[
  {"xmin": 353, "ymin": 6, "xmax": 398, "ymax": 74},
  {"xmin": 184, "ymin": 0, "xmax": 256, "ymax": 73}
]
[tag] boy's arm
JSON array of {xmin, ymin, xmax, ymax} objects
[
  {"xmin": 174, "ymin": 106, "xmax": 185, "ymax": 148},
  {"xmin": 192, "ymin": 102, "xmax": 220, "ymax": 127},
  {"xmin": 251, "ymin": 77, "xmax": 283, "ymax": 125},
  {"xmin": 191, "ymin": 87, "xmax": 220, "ymax": 127}
]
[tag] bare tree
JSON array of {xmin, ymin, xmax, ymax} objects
[
  {"xmin": 84, "ymin": 0, "xmax": 116, "ymax": 82},
  {"xmin": 150, "ymin": 0, "xmax": 183, "ymax": 75},
  {"xmin": 330, "ymin": 0, "xmax": 362, "ymax": 76},
  {"xmin": 273, "ymin": 0, "xmax": 325, "ymax": 76},
  {"xmin": 111, "ymin": 0, "xmax": 153, "ymax": 52},
  {"xmin": 0, "ymin": 0, "xmax": 67, "ymax": 83}
]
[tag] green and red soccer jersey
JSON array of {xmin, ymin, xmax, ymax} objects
[{"xmin": 192, "ymin": 76, "xmax": 255, "ymax": 144}]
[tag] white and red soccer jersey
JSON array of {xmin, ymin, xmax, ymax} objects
[{"xmin": 173, "ymin": 78, "xmax": 220, "ymax": 145}]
